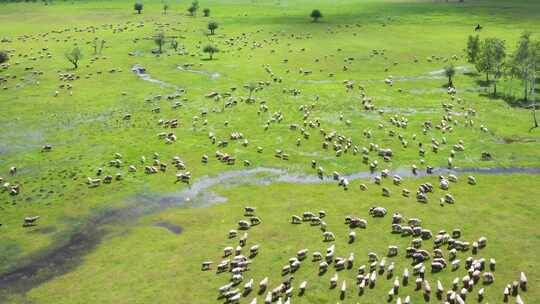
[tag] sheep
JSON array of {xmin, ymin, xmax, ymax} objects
[
  {"xmin": 250, "ymin": 217, "xmax": 262, "ymax": 225},
  {"xmin": 296, "ymin": 249, "xmax": 308, "ymax": 260},
  {"xmin": 387, "ymin": 246, "xmax": 398, "ymax": 257},
  {"xmin": 347, "ymin": 253, "xmax": 355, "ymax": 269},
  {"xmin": 335, "ymin": 258, "xmax": 346, "ymax": 270},
  {"xmin": 244, "ymin": 206, "xmax": 256, "ymax": 216},
  {"xmin": 452, "ymin": 259, "xmax": 461, "ymax": 271},
  {"xmin": 264, "ymin": 292, "xmax": 272, "ymax": 304},
  {"xmin": 488, "ymin": 258, "xmax": 496, "ymax": 271},
  {"xmin": 41, "ymin": 144, "xmax": 53, "ymax": 152},
  {"xmin": 229, "ymin": 230, "xmax": 238, "ymax": 238},
  {"xmin": 392, "ymin": 224, "xmax": 402, "ymax": 234},
  {"xmin": 379, "ymin": 258, "xmax": 386, "ymax": 274},
  {"xmin": 387, "ymin": 262, "xmax": 395, "ymax": 278},
  {"xmin": 319, "ymin": 261, "xmax": 329, "ymax": 273},
  {"xmin": 87, "ymin": 177, "xmax": 101, "ymax": 187},
  {"xmin": 520, "ymin": 272, "xmax": 527, "ymax": 291},
  {"xmin": 302, "ymin": 211, "xmax": 315, "ymax": 221},
  {"xmin": 431, "ymin": 262, "xmax": 445, "ymax": 272},
  {"xmin": 239, "ymin": 233, "xmax": 248, "ymax": 247},
  {"xmin": 299, "ymin": 281, "xmax": 307, "ymax": 296},
  {"xmin": 392, "ymin": 213, "xmax": 403, "ymax": 224},
  {"xmin": 369, "ymin": 206, "xmax": 387, "ymax": 217},
  {"xmin": 23, "ymin": 216, "xmax": 40, "ymax": 227},
  {"xmin": 231, "ymin": 274, "xmax": 243, "ymax": 285},
  {"xmin": 238, "ymin": 220, "xmax": 251, "ymax": 230},
  {"xmin": 259, "ymin": 277, "xmax": 268, "ymax": 293},
  {"xmin": 291, "ymin": 215, "xmax": 301, "ymax": 224},
  {"xmin": 468, "ymin": 176, "xmax": 477, "ymax": 185},
  {"xmin": 323, "ymin": 231, "xmax": 335, "ymax": 241},
  {"xmin": 250, "ymin": 245, "xmax": 259, "ymax": 257},
  {"xmin": 340, "ymin": 280, "xmax": 347, "ymax": 297},
  {"xmin": 330, "ymin": 273, "xmax": 338, "ymax": 289},
  {"xmin": 478, "ymin": 236, "xmax": 487, "ymax": 248},
  {"xmin": 201, "ymin": 261, "xmax": 212, "ymax": 270},
  {"xmin": 312, "ymin": 251, "xmax": 322, "ymax": 261},
  {"xmin": 349, "ymin": 231, "xmax": 356, "ymax": 243},
  {"xmin": 483, "ymin": 272, "xmax": 494, "ymax": 284},
  {"xmin": 224, "ymin": 246, "xmax": 234, "ymax": 257},
  {"xmin": 436, "ymin": 280, "xmax": 444, "ymax": 299},
  {"xmin": 369, "ymin": 271, "xmax": 377, "ymax": 288}
]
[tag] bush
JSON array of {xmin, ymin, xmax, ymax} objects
[{"xmin": 203, "ymin": 8, "xmax": 210, "ymax": 17}]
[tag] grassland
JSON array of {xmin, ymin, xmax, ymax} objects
[{"xmin": 0, "ymin": 0, "xmax": 539, "ymax": 303}]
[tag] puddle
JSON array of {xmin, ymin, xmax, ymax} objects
[
  {"xmin": 153, "ymin": 222, "xmax": 183, "ymax": 234},
  {"xmin": 500, "ymin": 137, "xmax": 540, "ymax": 144},
  {"xmin": 177, "ymin": 65, "xmax": 221, "ymax": 79},
  {"xmin": 131, "ymin": 65, "xmax": 176, "ymax": 88}
]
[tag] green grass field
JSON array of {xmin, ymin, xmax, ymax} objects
[{"xmin": 1, "ymin": 0, "xmax": 539, "ymax": 303}]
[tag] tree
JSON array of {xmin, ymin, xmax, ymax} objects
[
  {"xmin": 0, "ymin": 50, "xmax": 9, "ymax": 64},
  {"xmin": 65, "ymin": 47, "xmax": 82, "ymax": 69},
  {"xmin": 170, "ymin": 39, "xmax": 179, "ymax": 51},
  {"xmin": 310, "ymin": 9, "xmax": 322, "ymax": 22},
  {"xmin": 466, "ymin": 35, "xmax": 480, "ymax": 64},
  {"xmin": 203, "ymin": 44, "xmax": 219, "ymax": 60},
  {"xmin": 476, "ymin": 38, "xmax": 506, "ymax": 94},
  {"xmin": 154, "ymin": 33, "xmax": 166, "ymax": 54},
  {"xmin": 510, "ymin": 32, "xmax": 533, "ymax": 101},
  {"xmin": 163, "ymin": 3, "xmax": 169, "ymax": 15},
  {"xmin": 528, "ymin": 40, "xmax": 540, "ymax": 130},
  {"xmin": 187, "ymin": 0, "xmax": 199, "ymax": 16},
  {"xmin": 203, "ymin": 8, "xmax": 210, "ymax": 17},
  {"xmin": 244, "ymin": 82, "xmax": 258, "ymax": 99},
  {"xmin": 134, "ymin": 2, "xmax": 143, "ymax": 14},
  {"xmin": 444, "ymin": 64, "xmax": 456, "ymax": 87},
  {"xmin": 208, "ymin": 21, "xmax": 218, "ymax": 35}
]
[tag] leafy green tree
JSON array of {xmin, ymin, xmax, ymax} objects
[
  {"xmin": 510, "ymin": 32, "xmax": 533, "ymax": 101},
  {"xmin": 0, "ymin": 50, "xmax": 8, "ymax": 64},
  {"xmin": 245, "ymin": 82, "xmax": 258, "ymax": 99},
  {"xmin": 203, "ymin": 44, "xmax": 219, "ymax": 60},
  {"xmin": 65, "ymin": 47, "xmax": 82, "ymax": 69},
  {"xmin": 476, "ymin": 38, "xmax": 506, "ymax": 94},
  {"xmin": 170, "ymin": 39, "xmax": 179, "ymax": 51},
  {"xmin": 163, "ymin": 3, "xmax": 169, "ymax": 15},
  {"xmin": 528, "ymin": 40, "xmax": 540, "ymax": 129},
  {"xmin": 466, "ymin": 35, "xmax": 480, "ymax": 64},
  {"xmin": 444, "ymin": 64, "xmax": 456, "ymax": 87},
  {"xmin": 134, "ymin": 2, "xmax": 143, "ymax": 14},
  {"xmin": 208, "ymin": 21, "xmax": 219, "ymax": 35},
  {"xmin": 310, "ymin": 9, "xmax": 322, "ymax": 22},
  {"xmin": 187, "ymin": 0, "xmax": 199, "ymax": 16},
  {"xmin": 154, "ymin": 33, "xmax": 166, "ymax": 54},
  {"xmin": 203, "ymin": 8, "xmax": 210, "ymax": 17}
]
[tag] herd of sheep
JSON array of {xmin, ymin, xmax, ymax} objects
[{"xmin": 202, "ymin": 206, "xmax": 528, "ymax": 304}]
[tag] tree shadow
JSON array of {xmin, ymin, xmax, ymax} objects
[
  {"xmin": 463, "ymin": 71, "xmax": 480, "ymax": 77},
  {"xmin": 475, "ymin": 79, "xmax": 490, "ymax": 87},
  {"xmin": 478, "ymin": 91, "xmax": 537, "ymax": 109}
]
